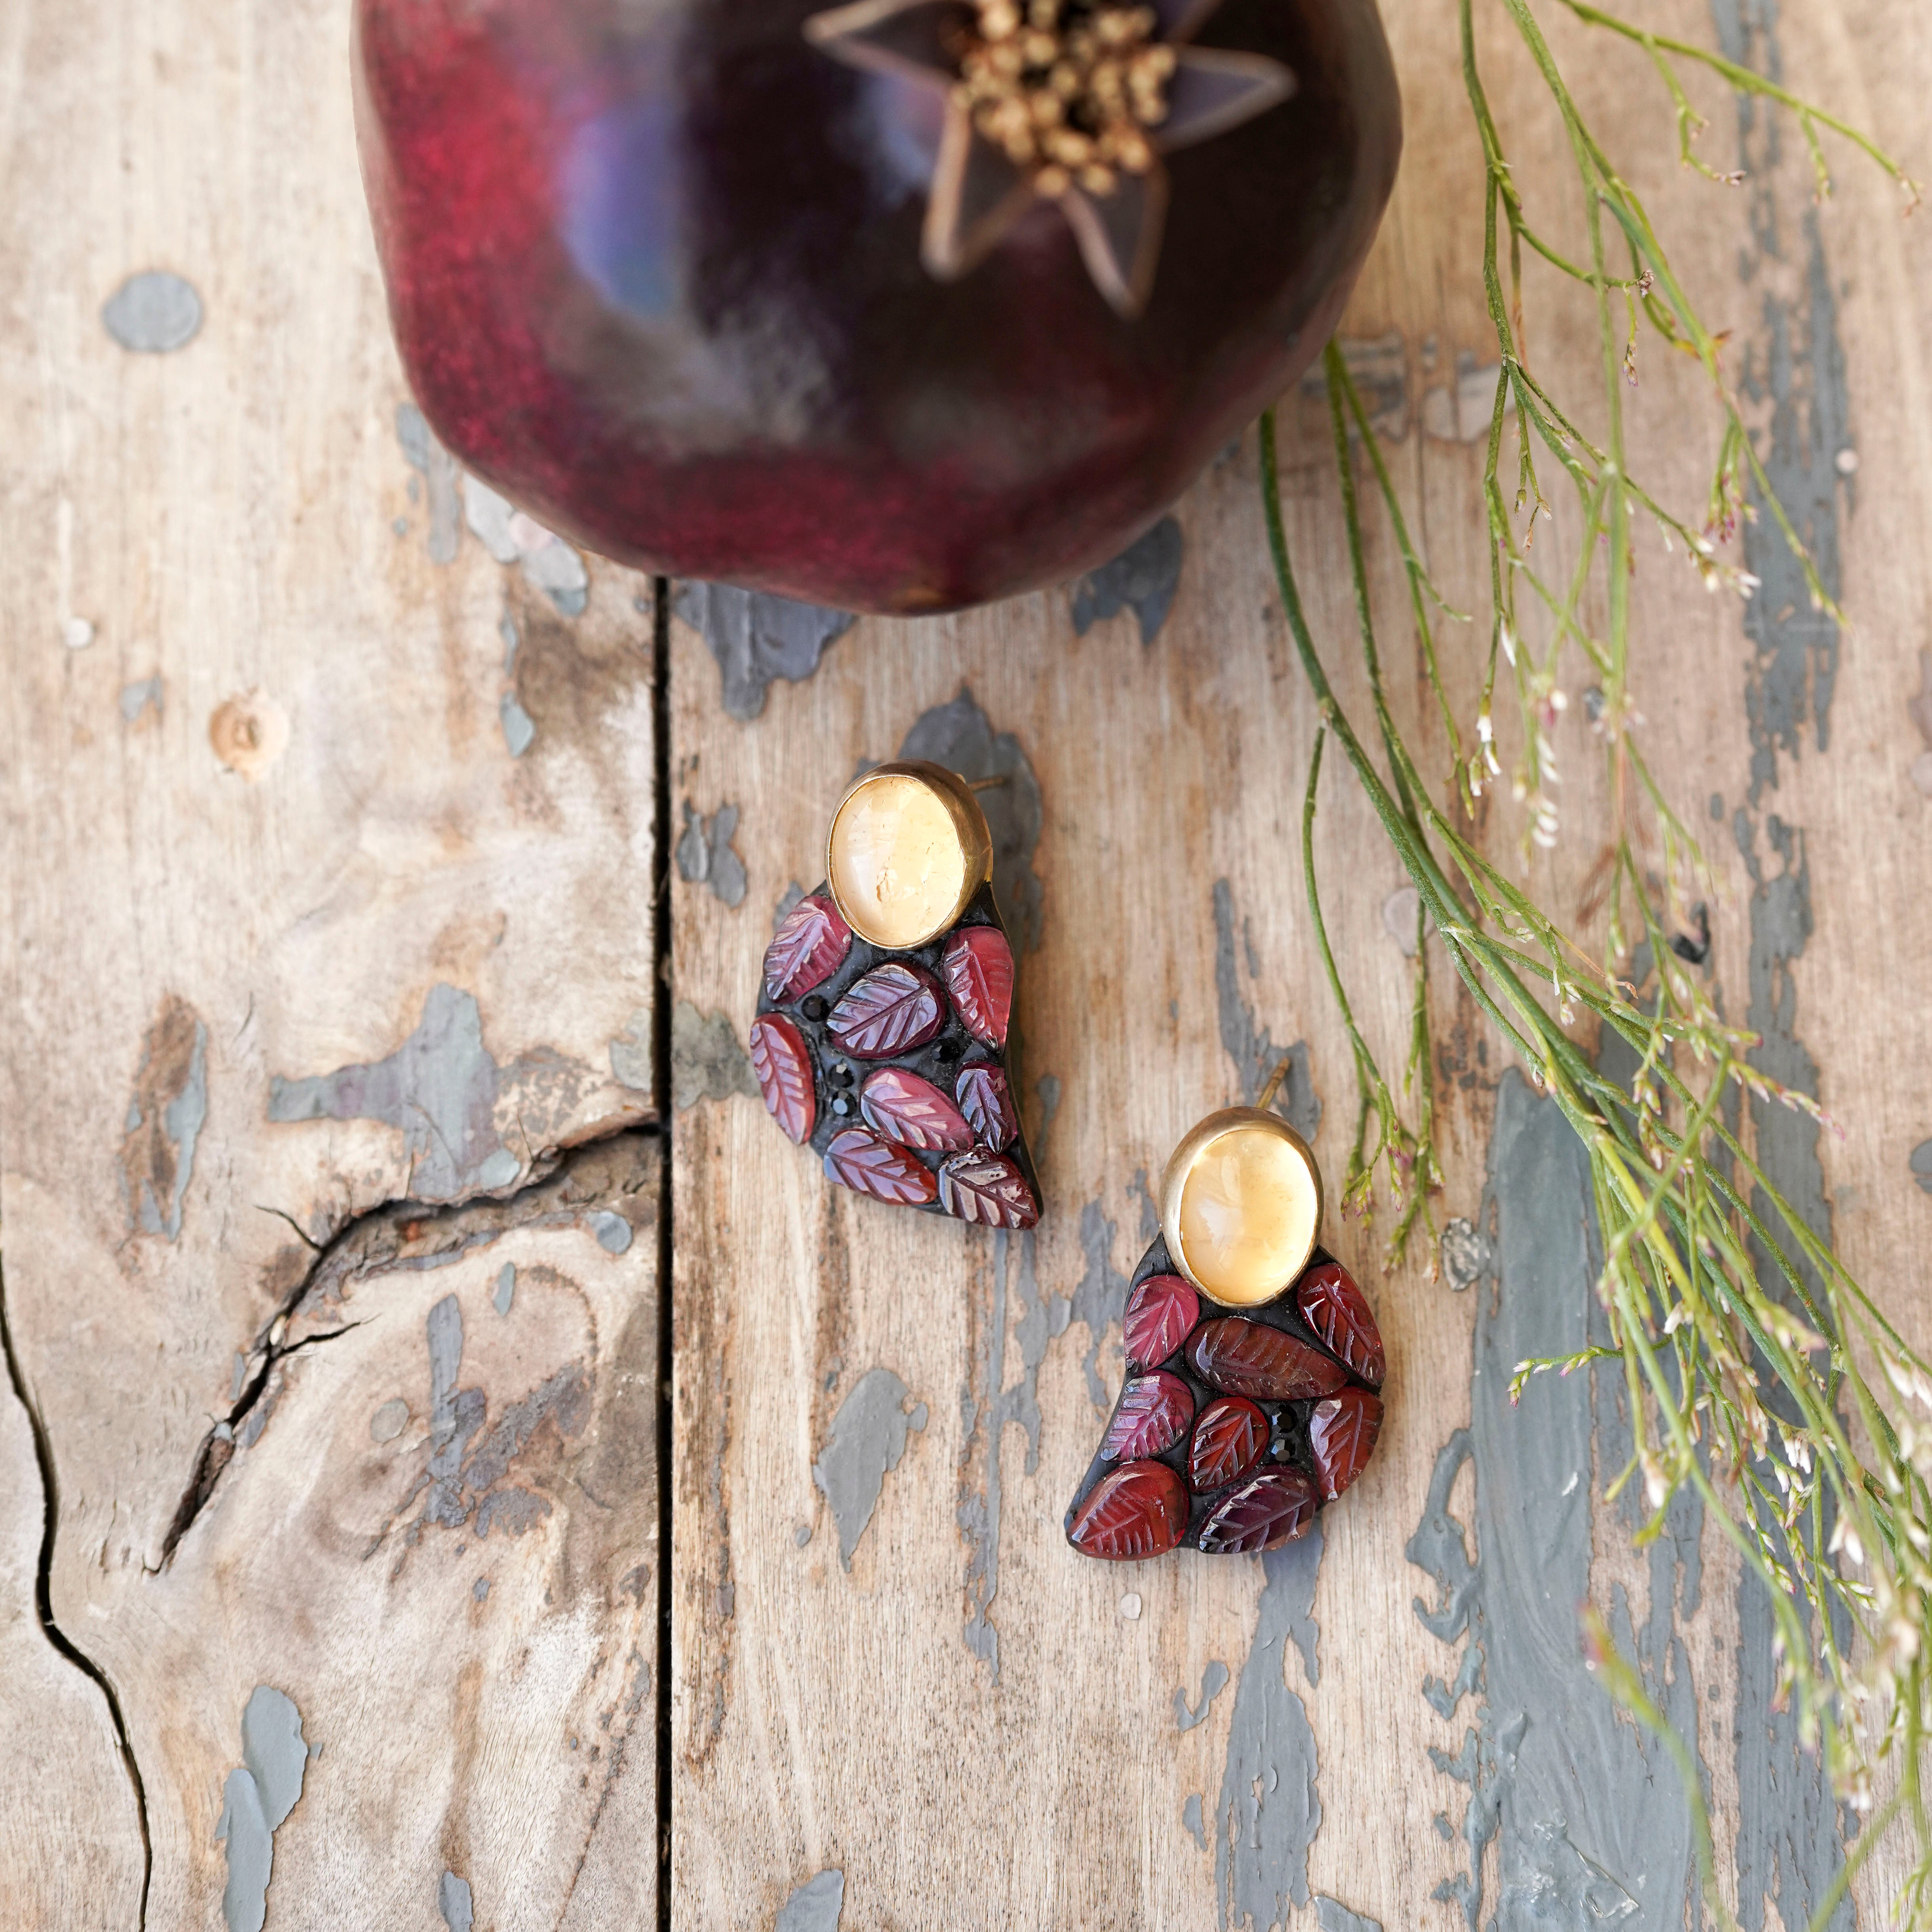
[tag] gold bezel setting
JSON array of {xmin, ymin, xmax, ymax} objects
[
  {"xmin": 1158, "ymin": 1105, "xmax": 1324, "ymax": 1308},
  {"xmin": 824, "ymin": 760, "xmax": 996, "ymax": 951}
]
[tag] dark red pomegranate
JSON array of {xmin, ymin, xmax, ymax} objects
[{"xmin": 353, "ymin": 0, "xmax": 1401, "ymax": 612}]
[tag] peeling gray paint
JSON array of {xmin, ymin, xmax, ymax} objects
[
  {"xmin": 1708, "ymin": 4, "xmax": 1857, "ymax": 1914},
  {"xmin": 899, "ymin": 691, "xmax": 1045, "ymax": 954},
  {"xmin": 408, "ymin": 1292, "xmax": 591, "ymax": 1542},
  {"xmin": 438, "ymin": 1870, "xmax": 474, "ymax": 1932},
  {"xmin": 1070, "ymin": 515, "xmax": 1184, "ymax": 646},
  {"xmin": 609, "ymin": 1008, "xmax": 652, "ymax": 1092},
  {"xmin": 811, "ymin": 1367, "xmax": 928, "ymax": 1570},
  {"xmin": 370, "ymin": 1398, "xmax": 409, "ymax": 1443},
  {"xmin": 119, "ymin": 675, "xmax": 163, "ymax": 723},
  {"xmin": 774, "ymin": 1868, "xmax": 845, "ymax": 1932},
  {"xmin": 396, "ymin": 404, "xmax": 462, "ymax": 565},
  {"xmin": 958, "ymin": 1229, "xmax": 1060, "ymax": 1676},
  {"xmin": 215, "ymin": 1686, "xmax": 307, "ymax": 1932},
  {"xmin": 1216, "ymin": 1523, "xmax": 1324, "ymax": 1929},
  {"xmin": 1174, "ymin": 1659, "xmax": 1229, "ymax": 1732},
  {"xmin": 500, "ymin": 694, "xmax": 536, "ymax": 757},
  {"xmin": 102, "ymin": 269, "xmax": 202, "ymax": 352},
  {"xmin": 494, "ymin": 1263, "xmax": 516, "ymax": 1315},
  {"xmin": 1315, "ymin": 1898, "xmax": 1383, "ymax": 1932},
  {"xmin": 268, "ymin": 983, "xmax": 516, "ymax": 1201},
  {"xmin": 589, "ymin": 1209, "xmax": 632, "ymax": 1255},
  {"xmin": 125, "ymin": 1002, "xmax": 208, "ymax": 1241},
  {"xmin": 1065, "ymin": 1200, "xmax": 1128, "ymax": 1411},
  {"xmin": 675, "ymin": 800, "xmax": 749, "ymax": 908},
  {"xmin": 1912, "ymin": 1140, "xmax": 1932, "ymax": 1195},
  {"xmin": 463, "ymin": 474, "xmax": 588, "ymax": 614},
  {"xmin": 1183, "ymin": 1793, "xmax": 1208, "ymax": 1850},
  {"xmin": 1408, "ymin": 1074, "xmax": 1700, "ymax": 1932},
  {"xmin": 677, "ymin": 581, "xmax": 856, "ymax": 721},
  {"xmin": 1211, "ymin": 879, "xmax": 1321, "ymax": 1140},
  {"xmin": 1296, "ymin": 330, "xmax": 1409, "ymax": 440},
  {"xmin": 670, "ymin": 1001, "xmax": 757, "ymax": 1113},
  {"xmin": 471, "ymin": 1577, "xmax": 489, "ymax": 1602}
]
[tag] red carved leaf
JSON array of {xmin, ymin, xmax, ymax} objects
[
  {"xmin": 1066, "ymin": 1461, "xmax": 1190, "ymax": 1560},
  {"xmin": 955, "ymin": 1062, "xmax": 1016, "ymax": 1151},
  {"xmin": 1309, "ymin": 1387, "xmax": 1383, "ymax": 1502},
  {"xmin": 941, "ymin": 925, "xmax": 1014, "ymax": 1047},
  {"xmin": 1187, "ymin": 1319, "xmax": 1347, "ymax": 1402},
  {"xmin": 762, "ymin": 892, "xmax": 852, "ymax": 1002},
  {"xmin": 1196, "ymin": 1468, "xmax": 1319, "ymax": 1554},
  {"xmin": 822, "ymin": 1126, "xmax": 938, "ymax": 1207},
  {"xmin": 936, "ymin": 1151, "xmax": 1039, "ymax": 1229},
  {"xmin": 1188, "ymin": 1396, "xmax": 1269, "ymax": 1493},
  {"xmin": 859, "ymin": 1066, "xmax": 973, "ymax": 1152},
  {"xmin": 1101, "ymin": 1372, "xmax": 1195, "ymax": 1462},
  {"xmin": 748, "ymin": 1014, "xmax": 815, "ymax": 1146},
  {"xmin": 826, "ymin": 962, "xmax": 945, "ymax": 1059},
  {"xmin": 1123, "ymin": 1273, "xmax": 1199, "ymax": 1372},
  {"xmin": 1295, "ymin": 1260, "xmax": 1385, "ymax": 1389}
]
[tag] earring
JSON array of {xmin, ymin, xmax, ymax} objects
[
  {"xmin": 750, "ymin": 760, "xmax": 1041, "ymax": 1231},
  {"xmin": 1065, "ymin": 1063, "xmax": 1385, "ymax": 1559}
]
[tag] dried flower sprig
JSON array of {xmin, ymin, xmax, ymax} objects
[{"xmin": 1264, "ymin": 2, "xmax": 1928, "ymax": 1920}]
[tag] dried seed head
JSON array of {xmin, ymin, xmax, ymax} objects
[{"xmin": 957, "ymin": 0, "xmax": 1176, "ymax": 200}]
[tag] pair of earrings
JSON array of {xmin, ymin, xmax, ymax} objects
[{"xmin": 749, "ymin": 762, "xmax": 1386, "ymax": 1563}]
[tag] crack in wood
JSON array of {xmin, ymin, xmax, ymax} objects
[
  {"xmin": 156, "ymin": 1129, "xmax": 665, "ymax": 1568},
  {"xmin": 0, "ymin": 1257, "xmax": 154, "ymax": 1926}
]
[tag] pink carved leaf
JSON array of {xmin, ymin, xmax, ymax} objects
[
  {"xmin": 1309, "ymin": 1387, "xmax": 1384, "ymax": 1502},
  {"xmin": 822, "ymin": 1126, "xmax": 938, "ymax": 1207},
  {"xmin": 748, "ymin": 1013, "xmax": 815, "ymax": 1146},
  {"xmin": 1196, "ymin": 1468, "xmax": 1319, "ymax": 1554},
  {"xmin": 955, "ymin": 1061, "xmax": 1016, "ymax": 1151},
  {"xmin": 1066, "ymin": 1462, "xmax": 1189, "ymax": 1560},
  {"xmin": 860, "ymin": 1066, "xmax": 973, "ymax": 1152},
  {"xmin": 941, "ymin": 925, "xmax": 1014, "ymax": 1047},
  {"xmin": 761, "ymin": 892, "xmax": 852, "ymax": 1002},
  {"xmin": 1187, "ymin": 1318, "xmax": 1347, "ymax": 1402},
  {"xmin": 826, "ymin": 962, "xmax": 945, "ymax": 1059},
  {"xmin": 936, "ymin": 1150, "xmax": 1039, "ymax": 1229},
  {"xmin": 1122, "ymin": 1273, "xmax": 1199, "ymax": 1372},
  {"xmin": 1101, "ymin": 1372, "xmax": 1195, "ymax": 1462},
  {"xmin": 1294, "ymin": 1260, "xmax": 1385, "ymax": 1388}
]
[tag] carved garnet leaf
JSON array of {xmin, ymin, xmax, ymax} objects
[
  {"xmin": 826, "ymin": 962, "xmax": 945, "ymax": 1058},
  {"xmin": 1122, "ymin": 1273, "xmax": 1199, "ymax": 1372},
  {"xmin": 1196, "ymin": 1468, "xmax": 1319, "ymax": 1554},
  {"xmin": 1101, "ymin": 1372, "xmax": 1195, "ymax": 1462},
  {"xmin": 941, "ymin": 925, "xmax": 1014, "ymax": 1047},
  {"xmin": 1309, "ymin": 1387, "xmax": 1384, "ymax": 1501},
  {"xmin": 762, "ymin": 892, "xmax": 853, "ymax": 1002},
  {"xmin": 955, "ymin": 1061, "xmax": 1016, "ymax": 1151},
  {"xmin": 1187, "ymin": 1319, "xmax": 1347, "ymax": 1402},
  {"xmin": 860, "ymin": 1066, "xmax": 973, "ymax": 1152},
  {"xmin": 1066, "ymin": 1461, "xmax": 1190, "ymax": 1560},
  {"xmin": 822, "ymin": 1126, "xmax": 938, "ymax": 1207},
  {"xmin": 936, "ymin": 1150, "xmax": 1039, "ymax": 1228},
  {"xmin": 1187, "ymin": 1396, "xmax": 1268, "ymax": 1493},
  {"xmin": 748, "ymin": 1013, "xmax": 815, "ymax": 1145},
  {"xmin": 1295, "ymin": 1260, "xmax": 1385, "ymax": 1388}
]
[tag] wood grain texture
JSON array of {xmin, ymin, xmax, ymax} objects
[
  {"xmin": 0, "ymin": 0, "xmax": 661, "ymax": 1923},
  {"xmin": 667, "ymin": 3, "xmax": 1932, "ymax": 1929},
  {"xmin": 1, "ymin": 0, "xmax": 1929, "ymax": 1927}
]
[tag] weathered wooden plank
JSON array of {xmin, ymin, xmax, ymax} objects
[
  {"xmin": 0, "ymin": 1336, "xmax": 147, "ymax": 1925},
  {"xmin": 0, "ymin": 0, "xmax": 664, "ymax": 1922},
  {"xmin": 668, "ymin": 1, "xmax": 1932, "ymax": 1927}
]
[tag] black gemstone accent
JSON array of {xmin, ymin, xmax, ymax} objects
[
  {"xmin": 800, "ymin": 994, "xmax": 830, "ymax": 1022},
  {"xmin": 826, "ymin": 1060, "xmax": 855, "ymax": 1089},
  {"xmin": 831, "ymin": 1095, "xmax": 851, "ymax": 1117},
  {"xmin": 934, "ymin": 1038, "xmax": 962, "ymax": 1062}
]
